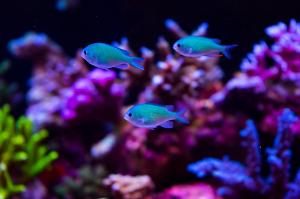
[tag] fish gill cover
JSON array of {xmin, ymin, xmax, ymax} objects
[{"xmin": 1, "ymin": 3, "xmax": 300, "ymax": 198}]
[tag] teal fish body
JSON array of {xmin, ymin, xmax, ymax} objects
[
  {"xmin": 124, "ymin": 103, "xmax": 188, "ymax": 129},
  {"xmin": 81, "ymin": 43, "xmax": 144, "ymax": 70},
  {"xmin": 173, "ymin": 36, "xmax": 237, "ymax": 58}
]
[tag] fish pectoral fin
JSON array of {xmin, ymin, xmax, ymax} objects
[
  {"xmin": 137, "ymin": 118, "xmax": 145, "ymax": 124},
  {"xmin": 116, "ymin": 47, "xmax": 131, "ymax": 55},
  {"xmin": 114, "ymin": 63, "xmax": 129, "ymax": 69},
  {"xmin": 160, "ymin": 121, "xmax": 174, "ymax": 129}
]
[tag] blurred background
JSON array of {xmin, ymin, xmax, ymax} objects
[
  {"xmin": 1, "ymin": 0, "xmax": 300, "ymax": 199},
  {"xmin": 1, "ymin": 0, "xmax": 299, "ymax": 77}
]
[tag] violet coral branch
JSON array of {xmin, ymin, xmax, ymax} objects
[
  {"xmin": 188, "ymin": 108, "xmax": 298, "ymax": 199},
  {"xmin": 267, "ymin": 108, "xmax": 298, "ymax": 198},
  {"xmin": 240, "ymin": 120, "xmax": 264, "ymax": 187}
]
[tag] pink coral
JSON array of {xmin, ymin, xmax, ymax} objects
[
  {"xmin": 154, "ymin": 183, "xmax": 221, "ymax": 199},
  {"xmin": 103, "ymin": 174, "xmax": 154, "ymax": 199}
]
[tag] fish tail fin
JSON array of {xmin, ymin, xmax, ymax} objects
[
  {"xmin": 222, "ymin": 44, "xmax": 238, "ymax": 59},
  {"xmin": 175, "ymin": 109, "xmax": 189, "ymax": 125},
  {"xmin": 130, "ymin": 57, "xmax": 145, "ymax": 70}
]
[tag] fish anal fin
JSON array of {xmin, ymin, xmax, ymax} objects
[
  {"xmin": 204, "ymin": 52, "xmax": 223, "ymax": 58},
  {"xmin": 115, "ymin": 63, "xmax": 129, "ymax": 69},
  {"xmin": 160, "ymin": 121, "xmax": 174, "ymax": 129}
]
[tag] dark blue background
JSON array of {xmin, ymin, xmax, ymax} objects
[{"xmin": 0, "ymin": 0, "xmax": 299, "ymax": 79}]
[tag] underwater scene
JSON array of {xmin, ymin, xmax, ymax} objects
[{"xmin": 1, "ymin": 0, "xmax": 300, "ymax": 198}]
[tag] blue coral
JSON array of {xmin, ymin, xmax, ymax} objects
[{"xmin": 188, "ymin": 108, "xmax": 299, "ymax": 199}]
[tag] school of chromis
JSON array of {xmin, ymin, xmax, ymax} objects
[
  {"xmin": 2, "ymin": 11, "xmax": 300, "ymax": 199},
  {"xmin": 81, "ymin": 35, "xmax": 236, "ymax": 129}
]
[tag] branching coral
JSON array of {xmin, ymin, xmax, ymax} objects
[
  {"xmin": 0, "ymin": 105, "xmax": 58, "ymax": 199},
  {"xmin": 8, "ymin": 32, "xmax": 88, "ymax": 128},
  {"xmin": 212, "ymin": 20, "xmax": 300, "ymax": 135},
  {"xmin": 115, "ymin": 20, "xmax": 222, "ymax": 108},
  {"xmin": 188, "ymin": 108, "xmax": 298, "ymax": 199},
  {"xmin": 9, "ymin": 18, "xmax": 300, "ymax": 199},
  {"xmin": 9, "ymin": 32, "xmax": 124, "ymax": 131},
  {"xmin": 116, "ymin": 20, "xmax": 240, "ymax": 188}
]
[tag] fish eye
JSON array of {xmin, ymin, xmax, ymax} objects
[
  {"xmin": 128, "ymin": 113, "xmax": 132, "ymax": 117},
  {"xmin": 83, "ymin": 50, "xmax": 87, "ymax": 55},
  {"xmin": 177, "ymin": 43, "xmax": 181, "ymax": 48}
]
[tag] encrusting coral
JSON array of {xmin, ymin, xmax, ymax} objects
[
  {"xmin": 103, "ymin": 174, "xmax": 154, "ymax": 199},
  {"xmin": 0, "ymin": 105, "xmax": 58, "ymax": 199},
  {"xmin": 188, "ymin": 108, "xmax": 299, "ymax": 199},
  {"xmin": 154, "ymin": 183, "xmax": 221, "ymax": 199},
  {"xmin": 55, "ymin": 165, "xmax": 108, "ymax": 198}
]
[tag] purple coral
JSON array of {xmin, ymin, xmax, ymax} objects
[
  {"xmin": 8, "ymin": 32, "xmax": 63, "ymax": 59},
  {"xmin": 188, "ymin": 108, "xmax": 298, "ymax": 199},
  {"xmin": 187, "ymin": 157, "xmax": 258, "ymax": 192},
  {"xmin": 62, "ymin": 69, "xmax": 125, "ymax": 125},
  {"xmin": 266, "ymin": 108, "xmax": 298, "ymax": 198},
  {"xmin": 242, "ymin": 20, "xmax": 300, "ymax": 82},
  {"xmin": 118, "ymin": 19, "xmax": 222, "ymax": 109},
  {"xmin": 286, "ymin": 170, "xmax": 300, "ymax": 199},
  {"xmin": 212, "ymin": 20, "xmax": 300, "ymax": 138},
  {"xmin": 26, "ymin": 57, "xmax": 88, "ymax": 128},
  {"xmin": 240, "ymin": 120, "xmax": 263, "ymax": 185},
  {"xmin": 115, "ymin": 20, "xmax": 240, "ymax": 189}
]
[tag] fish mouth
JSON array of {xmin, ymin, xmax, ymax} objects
[
  {"xmin": 80, "ymin": 50, "xmax": 86, "ymax": 59},
  {"xmin": 172, "ymin": 43, "xmax": 178, "ymax": 52},
  {"xmin": 123, "ymin": 114, "xmax": 129, "ymax": 122}
]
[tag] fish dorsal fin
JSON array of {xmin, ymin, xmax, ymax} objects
[
  {"xmin": 160, "ymin": 121, "xmax": 174, "ymax": 129},
  {"xmin": 210, "ymin": 38, "xmax": 221, "ymax": 43},
  {"xmin": 116, "ymin": 47, "xmax": 130, "ymax": 55},
  {"xmin": 165, "ymin": 105, "xmax": 174, "ymax": 111}
]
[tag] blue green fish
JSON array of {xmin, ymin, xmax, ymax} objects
[
  {"xmin": 173, "ymin": 36, "xmax": 237, "ymax": 58},
  {"xmin": 124, "ymin": 103, "xmax": 188, "ymax": 129},
  {"xmin": 81, "ymin": 43, "xmax": 144, "ymax": 70}
]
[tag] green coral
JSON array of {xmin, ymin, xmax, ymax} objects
[{"xmin": 0, "ymin": 104, "xmax": 58, "ymax": 199}]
